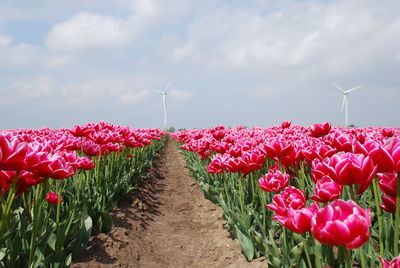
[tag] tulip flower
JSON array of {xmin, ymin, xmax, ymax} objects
[
  {"xmin": 46, "ymin": 192, "xmax": 64, "ymax": 204},
  {"xmin": 259, "ymin": 167, "xmax": 290, "ymax": 193},
  {"xmin": 309, "ymin": 122, "xmax": 332, "ymax": 138},
  {"xmin": 0, "ymin": 135, "xmax": 28, "ymax": 170},
  {"xmin": 379, "ymin": 256, "xmax": 400, "ymax": 268},
  {"xmin": 77, "ymin": 157, "xmax": 96, "ymax": 170},
  {"xmin": 273, "ymin": 203, "xmax": 319, "ymax": 234},
  {"xmin": 281, "ymin": 121, "xmax": 292, "ymax": 129},
  {"xmin": 310, "ymin": 176, "xmax": 343, "ymax": 203},
  {"xmin": 380, "ymin": 195, "xmax": 396, "ymax": 213},
  {"xmin": 82, "ymin": 142, "xmax": 101, "ymax": 157},
  {"xmin": 0, "ymin": 170, "xmax": 15, "ymax": 194},
  {"xmin": 312, "ymin": 152, "xmax": 377, "ymax": 195},
  {"xmin": 266, "ymin": 186, "xmax": 307, "ymax": 215},
  {"xmin": 311, "ymin": 199, "xmax": 371, "ymax": 249},
  {"xmin": 370, "ymin": 137, "xmax": 400, "ymax": 173},
  {"xmin": 378, "ymin": 172, "xmax": 397, "ymax": 198}
]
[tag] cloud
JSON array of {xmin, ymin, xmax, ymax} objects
[
  {"xmin": 0, "ymin": 35, "xmax": 41, "ymax": 69},
  {"xmin": 118, "ymin": 90, "xmax": 150, "ymax": 105},
  {"xmin": 45, "ymin": 12, "xmax": 133, "ymax": 52},
  {"xmin": 169, "ymin": 89, "xmax": 194, "ymax": 103}
]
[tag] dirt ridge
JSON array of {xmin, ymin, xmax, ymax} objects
[{"xmin": 72, "ymin": 138, "xmax": 265, "ymax": 267}]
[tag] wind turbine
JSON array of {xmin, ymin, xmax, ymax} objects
[
  {"xmin": 154, "ymin": 81, "xmax": 172, "ymax": 131},
  {"xmin": 332, "ymin": 82, "xmax": 362, "ymax": 128}
]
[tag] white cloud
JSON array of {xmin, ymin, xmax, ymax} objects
[
  {"xmin": 0, "ymin": 35, "xmax": 40, "ymax": 69},
  {"xmin": 118, "ymin": 90, "xmax": 150, "ymax": 105},
  {"xmin": 5, "ymin": 74, "xmax": 56, "ymax": 100},
  {"xmin": 169, "ymin": 88, "xmax": 194, "ymax": 103},
  {"xmin": 45, "ymin": 12, "xmax": 132, "ymax": 52}
]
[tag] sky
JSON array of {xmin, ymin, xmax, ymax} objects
[{"xmin": 0, "ymin": 0, "xmax": 400, "ymax": 130}]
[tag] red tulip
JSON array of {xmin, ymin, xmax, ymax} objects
[
  {"xmin": 0, "ymin": 170, "xmax": 15, "ymax": 194},
  {"xmin": 309, "ymin": 122, "xmax": 331, "ymax": 138},
  {"xmin": 379, "ymin": 256, "xmax": 400, "ymax": 268},
  {"xmin": 310, "ymin": 176, "xmax": 342, "ymax": 203},
  {"xmin": 281, "ymin": 121, "xmax": 292, "ymax": 129},
  {"xmin": 273, "ymin": 203, "xmax": 319, "ymax": 234},
  {"xmin": 370, "ymin": 138, "xmax": 400, "ymax": 173},
  {"xmin": 378, "ymin": 172, "xmax": 398, "ymax": 198},
  {"xmin": 82, "ymin": 141, "xmax": 101, "ymax": 157},
  {"xmin": 46, "ymin": 192, "xmax": 64, "ymax": 204},
  {"xmin": 311, "ymin": 199, "xmax": 371, "ymax": 249},
  {"xmin": 77, "ymin": 157, "xmax": 96, "ymax": 170},
  {"xmin": 380, "ymin": 195, "xmax": 396, "ymax": 213},
  {"xmin": 259, "ymin": 166, "xmax": 289, "ymax": 193},
  {"xmin": 381, "ymin": 128, "xmax": 395, "ymax": 138},
  {"xmin": 266, "ymin": 186, "xmax": 307, "ymax": 215},
  {"xmin": 0, "ymin": 135, "xmax": 28, "ymax": 170},
  {"xmin": 312, "ymin": 152, "xmax": 377, "ymax": 195},
  {"xmin": 69, "ymin": 125, "xmax": 92, "ymax": 137}
]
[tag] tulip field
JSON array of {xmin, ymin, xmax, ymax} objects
[
  {"xmin": 0, "ymin": 122, "xmax": 165, "ymax": 267},
  {"xmin": 172, "ymin": 122, "xmax": 400, "ymax": 267},
  {"xmin": 2, "ymin": 121, "xmax": 400, "ymax": 267}
]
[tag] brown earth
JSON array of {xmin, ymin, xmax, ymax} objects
[{"xmin": 72, "ymin": 138, "xmax": 266, "ymax": 268}]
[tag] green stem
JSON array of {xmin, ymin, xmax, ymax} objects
[
  {"xmin": 344, "ymin": 247, "xmax": 352, "ymax": 268},
  {"xmin": 237, "ymin": 176, "xmax": 245, "ymax": 214},
  {"xmin": 372, "ymin": 178, "xmax": 384, "ymax": 256},
  {"xmin": 312, "ymin": 237, "xmax": 323, "ymax": 268},
  {"xmin": 301, "ymin": 235, "xmax": 313, "ymax": 268},
  {"xmin": 394, "ymin": 173, "xmax": 400, "ymax": 257},
  {"xmin": 28, "ymin": 183, "xmax": 44, "ymax": 265},
  {"xmin": 358, "ymin": 245, "xmax": 367, "ymax": 268},
  {"xmin": 0, "ymin": 172, "xmax": 19, "ymax": 236},
  {"xmin": 348, "ymin": 185, "xmax": 356, "ymax": 201}
]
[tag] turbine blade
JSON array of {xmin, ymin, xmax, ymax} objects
[
  {"xmin": 346, "ymin": 85, "xmax": 362, "ymax": 93},
  {"xmin": 341, "ymin": 95, "xmax": 347, "ymax": 111},
  {"xmin": 163, "ymin": 81, "xmax": 172, "ymax": 93},
  {"xmin": 153, "ymin": 89, "xmax": 162, "ymax": 94},
  {"xmin": 333, "ymin": 82, "xmax": 345, "ymax": 93}
]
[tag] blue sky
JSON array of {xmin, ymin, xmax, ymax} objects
[{"xmin": 1, "ymin": 0, "xmax": 400, "ymax": 130}]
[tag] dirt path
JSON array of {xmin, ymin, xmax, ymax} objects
[{"xmin": 72, "ymin": 138, "xmax": 265, "ymax": 268}]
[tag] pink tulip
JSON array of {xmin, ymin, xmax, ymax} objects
[
  {"xmin": 266, "ymin": 186, "xmax": 307, "ymax": 215},
  {"xmin": 381, "ymin": 128, "xmax": 395, "ymax": 138},
  {"xmin": 312, "ymin": 152, "xmax": 377, "ymax": 195},
  {"xmin": 379, "ymin": 256, "xmax": 400, "ymax": 268},
  {"xmin": 380, "ymin": 195, "xmax": 396, "ymax": 213},
  {"xmin": 0, "ymin": 135, "xmax": 28, "ymax": 170},
  {"xmin": 311, "ymin": 199, "xmax": 371, "ymax": 249},
  {"xmin": 273, "ymin": 203, "xmax": 319, "ymax": 234},
  {"xmin": 370, "ymin": 138, "xmax": 400, "ymax": 173},
  {"xmin": 309, "ymin": 122, "xmax": 332, "ymax": 138},
  {"xmin": 259, "ymin": 166, "xmax": 289, "ymax": 193},
  {"xmin": 281, "ymin": 121, "xmax": 292, "ymax": 129},
  {"xmin": 310, "ymin": 176, "xmax": 343, "ymax": 203},
  {"xmin": 0, "ymin": 170, "xmax": 15, "ymax": 194},
  {"xmin": 46, "ymin": 192, "xmax": 64, "ymax": 204},
  {"xmin": 82, "ymin": 142, "xmax": 101, "ymax": 157},
  {"xmin": 378, "ymin": 172, "xmax": 398, "ymax": 198},
  {"xmin": 77, "ymin": 157, "xmax": 96, "ymax": 170}
]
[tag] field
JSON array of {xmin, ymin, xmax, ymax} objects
[{"xmin": 1, "ymin": 121, "xmax": 400, "ymax": 267}]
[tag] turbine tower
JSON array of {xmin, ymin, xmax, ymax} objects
[
  {"xmin": 332, "ymin": 82, "xmax": 362, "ymax": 128},
  {"xmin": 155, "ymin": 82, "xmax": 172, "ymax": 131}
]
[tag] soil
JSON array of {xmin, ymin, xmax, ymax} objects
[{"xmin": 72, "ymin": 138, "xmax": 266, "ymax": 268}]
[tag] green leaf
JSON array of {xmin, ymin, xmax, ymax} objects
[
  {"xmin": 235, "ymin": 225, "xmax": 254, "ymax": 261},
  {"xmin": 0, "ymin": 248, "xmax": 7, "ymax": 261},
  {"xmin": 47, "ymin": 233, "xmax": 57, "ymax": 251},
  {"xmin": 99, "ymin": 211, "xmax": 113, "ymax": 233}
]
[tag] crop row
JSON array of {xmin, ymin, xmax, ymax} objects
[
  {"xmin": 0, "ymin": 122, "xmax": 165, "ymax": 267},
  {"xmin": 172, "ymin": 122, "xmax": 400, "ymax": 267}
]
